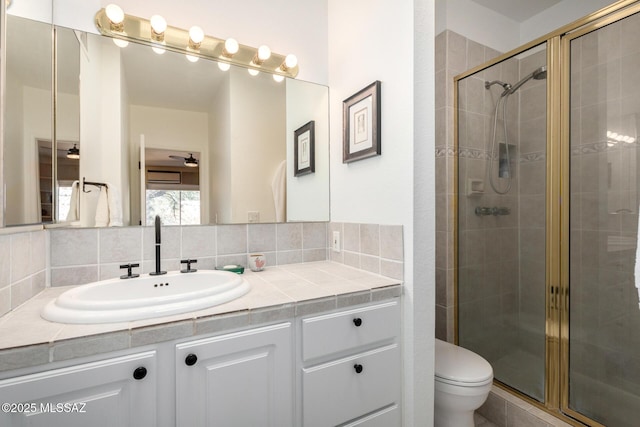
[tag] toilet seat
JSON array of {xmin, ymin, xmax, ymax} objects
[{"xmin": 435, "ymin": 339, "xmax": 493, "ymax": 387}]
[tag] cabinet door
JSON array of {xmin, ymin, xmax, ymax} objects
[
  {"xmin": 176, "ymin": 322, "xmax": 292, "ymax": 427},
  {"xmin": 0, "ymin": 351, "xmax": 157, "ymax": 427}
]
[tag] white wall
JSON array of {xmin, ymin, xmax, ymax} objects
[
  {"xmin": 78, "ymin": 39, "xmax": 126, "ymax": 226},
  {"xmin": 435, "ymin": 0, "xmax": 519, "ymax": 53},
  {"xmin": 4, "ymin": 78, "xmax": 26, "ymax": 224},
  {"xmin": 328, "ymin": 0, "xmax": 435, "ymax": 425},
  {"xmin": 285, "ymin": 79, "xmax": 330, "ymax": 222},
  {"xmin": 8, "ymin": 0, "xmax": 52, "ymax": 24},
  {"xmin": 519, "ymin": 0, "xmax": 617, "ymax": 44},
  {"xmin": 208, "ymin": 74, "xmax": 231, "ymax": 224},
  {"xmin": 437, "ymin": 0, "xmax": 619, "ymax": 55},
  {"xmin": 229, "ymin": 68, "xmax": 285, "ymax": 224}
]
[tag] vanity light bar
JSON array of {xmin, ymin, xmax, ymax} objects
[{"xmin": 94, "ymin": 7, "xmax": 299, "ymax": 78}]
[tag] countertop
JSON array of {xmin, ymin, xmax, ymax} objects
[{"xmin": 0, "ymin": 261, "xmax": 401, "ymax": 373}]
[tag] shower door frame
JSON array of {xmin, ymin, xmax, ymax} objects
[{"xmin": 453, "ymin": 1, "xmax": 640, "ymax": 426}]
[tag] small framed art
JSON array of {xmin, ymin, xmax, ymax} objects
[
  {"xmin": 294, "ymin": 120, "xmax": 315, "ymax": 176},
  {"xmin": 342, "ymin": 80, "xmax": 381, "ymax": 163}
]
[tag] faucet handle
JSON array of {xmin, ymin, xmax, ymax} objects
[
  {"xmin": 180, "ymin": 259, "xmax": 198, "ymax": 273},
  {"xmin": 120, "ymin": 263, "xmax": 140, "ymax": 279}
]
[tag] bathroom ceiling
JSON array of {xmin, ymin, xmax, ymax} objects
[{"xmin": 470, "ymin": 0, "xmax": 563, "ymax": 22}]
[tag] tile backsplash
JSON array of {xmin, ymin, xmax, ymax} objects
[
  {"xmin": 328, "ymin": 222, "xmax": 404, "ymax": 280},
  {"xmin": 1, "ymin": 221, "xmax": 403, "ymax": 316},
  {"xmin": 49, "ymin": 223, "xmax": 330, "ymax": 287},
  {"xmin": 50, "ymin": 222, "xmax": 403, "ymax": 287},
  {"xmin": 0, "ymin": 230, "xmax": 47, "ymax": 317}
]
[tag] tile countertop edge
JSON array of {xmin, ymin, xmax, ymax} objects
[{"xmin": 0, "ymin": 261, "xmax": 402, "ymax": 373}]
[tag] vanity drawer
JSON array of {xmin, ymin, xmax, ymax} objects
[
  {"xmin": 342, "ymin": 404, "xmax": 400, "ymax": 427},
  {"xmin": 301, "ymin": 300, "xmax": 400, "ymax": 361},
  {"xmin": 302, "ymin": 344, "xmax": 400, "ymax": 427}
]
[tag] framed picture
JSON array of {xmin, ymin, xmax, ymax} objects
[
  {"xmin": 294, "ymin": 120, "xmax": 315, "ymax": 176},
  {"xmin": 343, "ymin": 80, "xmax": 381, "ymax": 163}
]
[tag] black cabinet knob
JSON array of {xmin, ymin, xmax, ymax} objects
[
  {"xmin": 354, "ymin": 364, "xmax": 363, "ymax": 374},
  {"xmin": 185, "ymin": 353, "xmax": 198, "ymax": 366},
  {"xmin": 133, "ymin": 366, "xmax": 147, "ymax": 380},
  {"xmin": 353, "ymin": 318, "xmax": 363, "ymax": 327}
]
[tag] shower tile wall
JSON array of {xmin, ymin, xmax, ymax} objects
[
  {"xmin": 435, "ymin": 30, "xmax": 504, "ymax": 342},
  {"xmin": 568, "ymin": 11, "xmax": 640, "ymax": 425},
  {"xmin": 437, "ymin": 29, "xmax": 548, "ymax": 400}
]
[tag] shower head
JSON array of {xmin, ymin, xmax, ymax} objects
[
  {"xmin": 533, "ymin": 66, "xmax": 547, "ymax": 80},
  {"xmin": 505, "ymin": 65, "xmax": 547, "ymax": 95}
]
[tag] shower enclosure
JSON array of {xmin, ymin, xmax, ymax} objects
[{"xmin": 455, "ymin": 2, "xmax": 640, "ymax": 426}]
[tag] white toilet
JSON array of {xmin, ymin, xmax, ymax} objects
[{"xmin": 434, "ymin": 339, "xmax": 493, "ymax": 427}]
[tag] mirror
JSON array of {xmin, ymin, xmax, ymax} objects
[
  {"xmin": 2, "ymin": 13, "xmax": 330, "ymax": 227},
  {"xmin": 4, "ymin": 14, "xmax": 54, "ymax": 226},
  {"xmin": 3, "ymin": 10, "xmax": 81, "ymax": 227}
]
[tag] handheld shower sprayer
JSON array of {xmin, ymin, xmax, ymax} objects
[{"xmin": 483, "ymin": 65, "xmax": 548, "ymax": 194}]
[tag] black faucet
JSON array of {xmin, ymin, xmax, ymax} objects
[{"xmin": 149, "ymin": 215, "xmax": 167, "ymax": 276}]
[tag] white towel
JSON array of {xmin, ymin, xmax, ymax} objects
[
  {"xmin": 94, "ymin": 186, "xmax": 109, "ymax": 227},
  {"xmin": 107, "ymin": 184, "xmax": 123, "ymax": 226},
  {"xmin": 271, "ymin": 160, "xmax": 286, "ymax": 222},
  {"xmin": 94, "ymin": 183, "xmax": 123, "ymax": 227},
  {"xmin": 66, "ymin": 180, "xmax": 80, "ymax": 222}
]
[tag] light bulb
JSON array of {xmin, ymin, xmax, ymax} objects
[
  {"xmin": 105, "ymin": 4, "xmax": 124, "ymax": 25},
  {"xmin": 150, "ymin": 15, "xmax": 167, "ymax": 35},
  {"xmin": 273, "ymin": 74, "xmax": 284, "ymax": 83},
  {"xmin": 189, "ymin": 26, "xmax": 204, "ymax": 44},
  {"xmin": 257, "ymin": 45, "xmax": 271, "ymax": 61},
  {"xmin": 248, "ymin": 68, "xmax": 259, "ymax": 76},
  {"xmin": 186, "ymin": 54, "xmax": 199, "ymax": 63},
  {"xmin": 218, "ymin": 62, "xmax": 231, "ymax": 71},
  {"xmin": 284, "ymin": 54, "xmax": 297, "ymax": 69},
  {"xmin": 224, "ymin": 38, "xmax": 239, "ymax": 55},
  {"xmin": 152, "ymin": 45, "xmax": 166, "ymax": 55},
  {"xmin": 113, "ymin": 38, "xmax": 129, "ymax": 48}
]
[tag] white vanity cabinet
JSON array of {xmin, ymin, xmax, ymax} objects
[
  {"xmin": 0, "ymin": 351, "xmax": 157, "ymax": 427},
  {"xmin": 298, "ymin": 300, "xmax": 402, "ymax": 427},
  {"xmin": 175, "ymin": 322, "xmax": 293, "ymax": 427}
]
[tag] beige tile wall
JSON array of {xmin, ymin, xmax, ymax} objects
[
  {"xmin": 328, "ymin": 222, "xmax": 404, "ymax": 281},
  {"xmin": 0, "ymin": 230, "xmax": 47, "ymax": 317}
]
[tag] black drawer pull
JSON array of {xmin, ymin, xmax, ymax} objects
[
  {"xmin": 353, "ymin": 318, "xmax": 363, "ymax": 327},
  {"xmin": 354, "ymin": 364, "xmax": 363, "ymax": 374},
  {"xmin": 133, "ymin": 366, "xmax": 147, "ymax": 380},
  {"xmin": 185, "ymin": 353, "xmax": 198, "ymax": 366}
]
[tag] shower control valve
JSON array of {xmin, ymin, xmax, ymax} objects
[{"xmin": 474, "ymin": 206, "xmax": 511, "ymax": 217}]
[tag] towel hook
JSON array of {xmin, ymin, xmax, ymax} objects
[{"xmin": 82, "ymin": 177, "xmax": 107, "ymax": 193}]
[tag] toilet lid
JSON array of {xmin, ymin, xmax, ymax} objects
[{"xmin": 435, "ymin": 339, "xmax": 493, "ymax": 385}]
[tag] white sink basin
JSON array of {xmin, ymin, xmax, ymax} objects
[{"xmin": 41, "ymin": 270, "xmax": 251, "ymax": 324}]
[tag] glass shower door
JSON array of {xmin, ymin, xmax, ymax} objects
[
  {"xmin": 457, "ymin": 43, "xmax": 548, "ymax": 402},
  {"xmin": 566, "ymin": 9, "xmax": 640, "ymax": 426}
]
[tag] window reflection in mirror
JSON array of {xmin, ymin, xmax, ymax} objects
[{"xmin": 144, "ymin": 148, "xmax": 201, "ymax": 226}]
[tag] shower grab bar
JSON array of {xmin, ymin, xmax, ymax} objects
[{"xmin": 474, "ymin": 206, "xmax": 511, "ymax": 217}]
